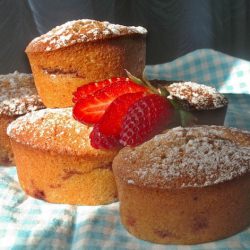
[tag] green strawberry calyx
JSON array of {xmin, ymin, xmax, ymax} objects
[{"xmin": 125, "ymin": 70, "xmax": 197, "ymax": 127}]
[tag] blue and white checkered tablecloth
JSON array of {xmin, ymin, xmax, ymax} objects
[{"xmin": 0, "ymin": 49, "xmax": 250, "ymax": 250}]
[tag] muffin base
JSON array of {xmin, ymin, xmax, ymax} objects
[
  {"xmin": 175, "ymin": 106, "xmax": 228, "ymax": 126},
  {"xmin": 116, "ymin": 174, "xmax": 250, "ymax": 244},
  {"xmin": 190, "ymin": 106, "xmax": 227, "ymax": 126},
  {"xmin": 0, "ymin": 115, "xmax": 15, "ymax": 166},
  {"xmin": 11, "ymin": 141, "xmax": 118, "ymax": 205}
]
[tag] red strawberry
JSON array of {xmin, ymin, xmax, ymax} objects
[
  {"xmin": 98, "ymin": 92, "xmax": 147, "ymax": 136},
  {"xmin": 72, "ymin": 77, "xmax": 130, "ymax": 103},
  {"xmin": 73, "ymin": 80, "xmax": 148, "ymax": 124},
  {"xmin": 90, "ymin": 123, "xmax": 122, "ymax": 149},
  {"xmin": 120, "ymin": 94, "xmax": 174, "ymax": 146}
]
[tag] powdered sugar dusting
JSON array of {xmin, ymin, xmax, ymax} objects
[
  {"xmin": 0, "ymin": 71, "xmax": 45, "ymax": 116},
  {"xmin": 7, "ymin": 108, "xmax": 116, "ymax": 157},
  {"xmin": 27, "ymin": 19, "xmax": 147, "ymax": 52},
  {"xmin": 113, "ymin": 126, "xmax": 250, "ymax": 188},
  {"xmin": 167, "ymin": 82, "xmax": 228, "ymax": 110}
]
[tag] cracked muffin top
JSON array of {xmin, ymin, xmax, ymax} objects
[
  {"xmin": 7, "ymin": 108, "xmax": 118, "ymax": 158},
  {"xmin": 26, "ymin": 19, "xmax": 147, "ymax": 52},
  {"xmin": 0, "ymin": 71, "xmax": 44, "ymax": 116},
  {"xmin": 113, "ymin": 126, "xmax": 250, "ymax": 189}
]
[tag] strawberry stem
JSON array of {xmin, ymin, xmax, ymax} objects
[
  {"xmin": 142, "ymin": 73, "xmax": 164, "ymax": 95},
  {"xmin": 125, "ymin": 69, "xmax": 164, "ymax": 96},
  {"xmin": 125, "ymin": 70, "xmax": 144, "ymax": 86}
]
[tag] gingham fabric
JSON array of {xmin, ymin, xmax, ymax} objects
[{"xmin": 0, "ymin": 49, "xmax": 250, "ymax": 250}]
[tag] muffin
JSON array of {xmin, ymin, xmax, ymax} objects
[
  {"xmin": 152, "ymin": 80, "xmax": 228, "ymax": 125},
  {"xmin": 25, "ymin": 19, "xmax": 147, "ymax": 108},
  {"xmin": 0, "ymin": 71, "xmax": 45, "ymax": 166},
  {"xmin": 7, "ymin": 108, "xmax": 119, "ymax": 205},
  {"xmin": 113, "ymin": 126, "xmax": 250, "ymax": 244}
]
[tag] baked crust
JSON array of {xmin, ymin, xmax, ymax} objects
[
  {"xmin": 25, "ymin": 20, "xmax": 147, "ymax": 108},
  {"xmin": 7, "ymin": 108, "xmax": 118, "ymax": 158},
  {"xmin": 113, "ymin": 126, "xmax": 250, "ymax": 188},
  {"xmin": 26, "ymin": 19, "xmax": 147, "ymax": 52},
  {"xmin": 0, "ymin": 71, "xmax": 44, "ymax": 116},
  {"xmin": 151, "ymin": 80, "xmax": 228, "ymax": 125},
  {"xmin": 11, "ymin": 141, "xmax": 117, "ymax": 205},
  {"xmin": 8, "ymin": 108, "xmax": 118, "ymax": 205},
  {"xmin": 116, "ymin": 173, "xmax": 250, "ymax": 244},
  {"xmin": 167, "ymin": 82, "xmax": 228, "ymax": 111}
]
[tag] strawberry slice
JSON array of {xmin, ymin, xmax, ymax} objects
[
  {"xmin": 98, "ymin": 92, "xmax": 147, "ymax": 137},
  {"xmin": 72, "ymin": 79, "xmax": 112, "ymax": 103},
  {"xmin": 73, "ymin": 81, "xmax": 148, "ymax": 124},
  {"xmin": 90, "ymin": 123, "xmax": 122, "ymax": 149},
  {"xmin": 72, "ymin": 77, "xmax": 131, "ymax": 103},
  {"xmin": 120, "ymin": 94, "xmax": 174, "ymax": 146}
]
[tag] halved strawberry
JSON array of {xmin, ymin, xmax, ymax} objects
[
  {"xmin": 120, "ymin": 94, "xmax": 174, "ymax": 146},
  {"xmin": 90, "ymin": 123, "xmax": 122, "ymax": 149},
  {"xmin": 98, "ymin": 92, "xmax": 147, "ymax": 137},
  {"xmin": 73, "ymin": 80, "xmax": 148, "ymax": 124},
  {"xmin": 72, "ymin": 77, "xmax": 131, "ymax": 103}
]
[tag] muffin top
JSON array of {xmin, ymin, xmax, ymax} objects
[
  {"xmin": 113, "ymin": 126, "xmax": 250, "ymax": 189},
  {"xmin": 0, "ymin": 71, "xmax": 45, "ymax": 116},
  {"xmin": 26, "ymin": 19, "xmax": 147, "ymax": 52},
  {"xmin": 7, "ymin": 108, "xmax": 118, "ymax": 158},
  {"xmin": 166, "ymin": 82, "xmax": 228, "ymax": 111}
]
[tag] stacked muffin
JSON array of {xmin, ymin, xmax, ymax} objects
[
  {"xmin": 25, "ymin": 19, "xmax": 147, "ymax": 107},
  {"xmin": 7, "ymin": 19, "xmax": 147, "ymax": 205}
]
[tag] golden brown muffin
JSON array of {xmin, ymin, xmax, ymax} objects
[
  {"xmin": 25, "ymin": 19, "xmax": 147, "ymax": 108},
  {"xmin": 113, "ymin": 126, "xmax": 250, "ymax": 244},
  {"xmin": 0, "ymin": 71, "xmax": 45, "ymax": 166},
  {"xmin": 152, "ymin": 80, "xmax": 228, "ymax": 125},
  {"xmin": 7, "ymin": 108, "xmax": 119, "ymax": 205}
]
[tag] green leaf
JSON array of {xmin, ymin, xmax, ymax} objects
[
  {"xmin": 125, "ymin": 69, "xmax": 168, "ymax": 96},
  {"xmin": 125, "ymin": 69, "xmax": 145, "ymax": 86},
  {"xmin": 125, "ymin": 69, "xmax": 196, "ymax": 127},
  {"xmin": 157, "ymin": 85, "xmax": 170, "ymax": 97}
]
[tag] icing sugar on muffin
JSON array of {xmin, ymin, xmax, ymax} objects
[
  {"xmin": 113, "ymin": 126, "xmax": 250, "ymax": 244},
  {"xmin": 7, "ymin": 108, "xmax": 118, "ymax": 205},
  {"xmin": 0, "ymin": 71, "xmax": 44, "ymax": 165},
  {"xmin": 26, "ymin": 19, "xmax": 147, "ymax": 108},
  {"xmin": 167, "ymin": 81, "xmax": 228, "ymax": 125},
  {"xmin": 167, "ymin": 81, "xmax": 228, "ymax": 111},
  {"xmin": 152, "ymin": 80, "xmax": 228, "ymax": 125}
]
